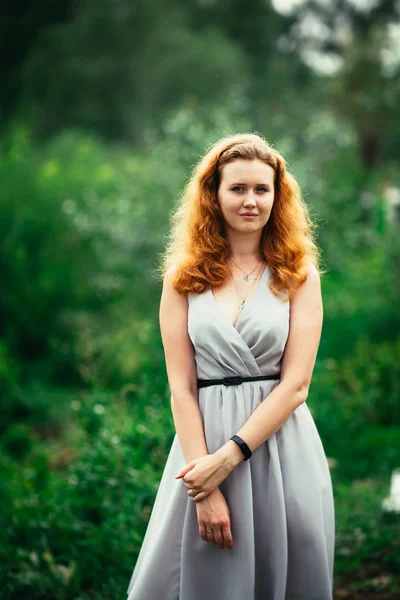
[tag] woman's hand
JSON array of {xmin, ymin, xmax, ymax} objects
[
  {"xmin": 175, "ymin": 453, "xmax": 229, "ymax": 501},
  {"xmin": 195, "ymin": 488, "xmax": 233, "ymax": 549},
  {"xmin": 175, "ymin": 442, "xmax": 244, "ymax": 502}
]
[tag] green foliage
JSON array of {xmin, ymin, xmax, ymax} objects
[
  {"xmin": 0, "ymin": 382, "xmax": 174, "ymax": 600},
  {"xmin": 0, "ymin": 128, "xmax": 105, "ymax": 384},
  {"xmin": 19, "ymin": 0, "xmax": 250, "ymax": 141},
  {"xmin": 333, "ymin": 474, "xmax": 400, "ymax": 597},
  {"xmin": 309, "ymin": 336, "xmax": 400, "ymax": 481}
]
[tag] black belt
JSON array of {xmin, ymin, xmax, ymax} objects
[{"xmin": 197, "ymin": 373, "xmax": 280, "ymax": 388}]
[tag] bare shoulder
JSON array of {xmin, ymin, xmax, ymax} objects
[
  {"xmin": 160, "ymin": 264, "xmax": 187, "ymax": 318},
  {"xmin": 162, "ymin": 264, "xmax": 185, "ymax": 300},
  {"xmin": 163, "ymin": 264, "xmax": 178, "ymax": 287},
  {"xmin": 306, "ymin": 260, "xmax": 320, "ymax": 283},
  {"xmin": 165, "ymin": 263, "xmax": 179, "ymax": 281},
  {"xmin": 303, "ymin": 259, "xmax": 320, "ymax": 285},
  {"xmin": 291, "ymin": 260, "xmax": 321, "ymax": 303}
]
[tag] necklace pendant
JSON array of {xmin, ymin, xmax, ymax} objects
[
  {"xmin": 239, "ymin": 301, "xmax": 245, "ymax": 312},
  {"xmin": 244, "ymin": 274, "xmax": 250, "ymax": 282}
]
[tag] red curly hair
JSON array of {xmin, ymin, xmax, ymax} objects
[{"xmin": 157, "ymin": 132, "xmax": 323, "ymax": 300}]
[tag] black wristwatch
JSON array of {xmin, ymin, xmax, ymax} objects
[{"xmin": 230, "ymin": 434, "xmax": 252, "ymax": 461}]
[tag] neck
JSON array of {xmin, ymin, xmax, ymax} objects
[{"xmin": 226, "ymin": 230, "xmax": 264, "ymax": 265}]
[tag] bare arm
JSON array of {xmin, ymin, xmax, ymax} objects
[
  {"xmin": 159, "ymin": 265, "xmax": 209, "ymax": 463},
  {"xmin": 216, "ymin": 261, "xmax": 324, "ymax": 471}
]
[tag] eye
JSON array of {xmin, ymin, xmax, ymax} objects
[
  {"xmin": 257, "ymin": 187, "xmax": 268, "ymax": 193},
  {"xmin": 232, "ymin": 186, "xmax": 243, "ymax": 192}
]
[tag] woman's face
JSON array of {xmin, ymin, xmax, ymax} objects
[{"xmin": 217, "ymin": 159, "xmax": 275, "ymax": 234}]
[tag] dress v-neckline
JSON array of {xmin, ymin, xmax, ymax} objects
[{"xmin": 209, "ymin": 265, "xmax": 268, "ymax": 330}]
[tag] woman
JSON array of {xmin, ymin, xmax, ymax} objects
[{"xmin": 127, "ymin": 133, "xmax": 335, "ymax": 600}]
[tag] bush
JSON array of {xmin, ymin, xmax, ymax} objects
[{"xmin": 310, "ymin": 336, "xmax": 400, "ymax": 480}]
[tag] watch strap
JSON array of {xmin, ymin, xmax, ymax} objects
[{"xmin": 230, "ymin": 434, "xmax": 252, "ymax": 461}]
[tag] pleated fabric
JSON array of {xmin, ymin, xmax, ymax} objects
[{"xmin": 127, "ymin": 266, "xmax": 335, "ymax": 600}]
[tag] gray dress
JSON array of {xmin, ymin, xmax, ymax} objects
[{"xmin": 127, "ymin": 265, "xmax": 335, "ymax": 600}]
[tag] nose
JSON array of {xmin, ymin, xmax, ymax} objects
[{"xmin": 243, "ymin": 192, "xmax": 256, "ymax": 206}]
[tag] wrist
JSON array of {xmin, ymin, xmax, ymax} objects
[{"xmin": 216, "ymin": 439, "xmax": 245, "ymax": 471}]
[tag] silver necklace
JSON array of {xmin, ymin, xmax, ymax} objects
[
  {"xmin": 230, "ymin": 263, "xmax": 264, "ymax": 313},
  {"xmin": 229, "ymin": 257, "xmax": 263, "ymax": 282}
]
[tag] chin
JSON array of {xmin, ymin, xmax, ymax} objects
[{"xmin": 230, "ymin": 224, "xmax": 263, "ymax": 234}]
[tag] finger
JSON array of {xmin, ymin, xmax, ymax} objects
[
  {"xmin": 206, "ymin": 529, "xmax": 215, "ymax": 543},
  {"xmin": 214, "ymin": 526, "xmax": 224, "ymax": 549},
  {"xmin": 221, "ymin": 521, "xmax": 233, "ymax": 549},
  {"xmin": 199, "ymin": 523, "xmax": 207, "ymax": 542},
  {"xmin": 191, "ymin": 490, "xmax": 213, "ymax": 502},
  {"xmin": 190, "ymin": 491, "xmax": 206, "ymax": 502},
  {"xmin": 174, "ymin": 464, "xmax": 194, "ymax": 479}
]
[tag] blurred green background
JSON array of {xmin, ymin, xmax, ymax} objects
[{"xmin": 1, "ymin": 1, "xmax": 400, "ymax": 598}]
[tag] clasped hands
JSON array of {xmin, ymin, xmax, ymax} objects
[{"xmin": 175, "ymin": 444, "xmax": 242, "ymax": 502}]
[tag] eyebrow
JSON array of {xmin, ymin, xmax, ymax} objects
[{"xmin": 230, "ymin": 182, "xmax": 271, "ymax": 186}]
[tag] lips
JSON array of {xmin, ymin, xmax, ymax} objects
[{"xmin": 241, "ymin": 213, "xmax": 257, "ymax": 217}]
